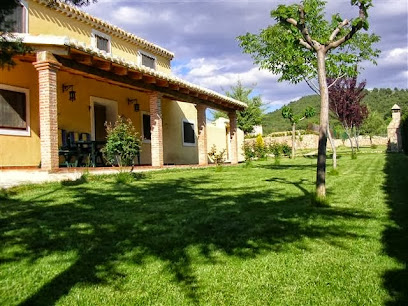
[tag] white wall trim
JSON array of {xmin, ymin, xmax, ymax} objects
[
  {"xmin": 0, "ymin": 84, "xmax": 30, "ymax": 137},
  {"xmin": 91, "ymin": 29, "xmax": 112, "ymax": 55}
]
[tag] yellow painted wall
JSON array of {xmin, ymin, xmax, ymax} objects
[
  {"xmin": 207, "ymin": 121, "xmax": 245, "ymax": 163},
  {"xmin": 28, "ymin": 1, "xmax": 171, "ymax": 73},
  {"xmin": 0, "ymin": 60, "xmax": 41, "ymax": 167},
  {"xmin": 162, "ymin": 101, "xmax": 198, "ymax": 165}
]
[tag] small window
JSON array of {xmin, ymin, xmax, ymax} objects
[
  {"xmin": 183, "ymin": 120, "xmax": 195, "ymax": 146},
  {"xmin": 143, "ymin": 114, "xmax": 151, "ymax": 141},
  {"xmin": 92, "ymin": 30, "xmax": 111, "ymax": 53},
  {"xmin": 2, "ymin": 2, "xmax": 27, "ymax": 33},
  {"xmin": 96, "ymin": 35, "xmax": 110, "ymax": 52},
  {"xmin": 141, "ymin": 53, "xmax": 156, "ymax": 69},
  {"xmin": 0, "ymin": 85, "xmax": 30, "ymax": 136}
]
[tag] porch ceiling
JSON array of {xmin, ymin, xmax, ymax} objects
[{"xmin": 20, "ymin": 36, "xmax": 247, "ymax": 112}]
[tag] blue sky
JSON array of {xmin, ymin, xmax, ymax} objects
[{"xmin": 83, "ymin": 0, "xmax": 408, "ymax": 113}]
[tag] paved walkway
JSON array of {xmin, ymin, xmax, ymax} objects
[{"xmin": 0, "ymin": 164, "xmax": 216, "ymax": 189}]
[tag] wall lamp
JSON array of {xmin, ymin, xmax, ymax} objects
[
  {"xmin": 62, "ymin": 84, "xmax": 76, "ymax": 102},
  {"xmin": 127, "ymin": 98, "xmax": 140, "ymax": 112}
]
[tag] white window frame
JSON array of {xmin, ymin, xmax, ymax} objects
[
  {"xmin": 141, "ymin": 111, "xmax": 151, "ymax": 143},
  {"xmin": 182, "ymin": 119, "xmax": 196, "ymax": 147},
  {"xmin": 0, "ymin": 84, "xmax": 30, "ymax": 137},
  {"xmin": 91, "ymin": 29, "xmax": 112, "ymax": 54},
  {"xmin": 7, "ymin": 0, "xmax": 29, "ymax": 33},
  {"xmin": 139, "ymin": 50, "xmax": 157, "ymax": 70}
]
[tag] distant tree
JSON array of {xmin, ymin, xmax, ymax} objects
[
  {"xmin": 0, "ymin": 0, "xmax": 96, "ymax": 68},
  {"xmin": 238, "ymin": 0, "xmax": 380, "ymax": 198},
  {"xmin": 361, "ymin": 111, "xmax": 386, "ymax": 145},
  {"xmin": 281, "ymin": 106, "xmax": 315, "ymax": 158},
  {"xmin": 328, "ymin": 77, "xmax": 369, "ymax": 154},
  {"xmin": 213, "ymin": 81, "xmax": 264, "ymax": 134}
]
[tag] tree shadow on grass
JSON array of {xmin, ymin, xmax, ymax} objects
[
  {"xmin": 382, "ymin": 153, "xmax": 408, "ymax": 305},
  {"xmin": 0, "ymin": 173, "xmax": 372, "ymax": 305}
]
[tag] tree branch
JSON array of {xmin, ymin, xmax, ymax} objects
[
  {"xmin": 297, "ymin": 5, "xmax": 316, "ymax": 50},
  {"xmin": 327, "ymin": 73, "xmax": 346, "ymax": 89},
  {"xmin": 326, "ymin": 3, "xmax": 366, "ymax": 51},
  {"xmin": 329, "ymin": 19, "xmax": 349, "ymax": 42},
  {"xmin": 286, "ymin": 18, "xmax": 297, "ymax": 26},
  {"xmin": 304, "ymin": 77, "xmax": 320, "ymax": 95},
  {"xmin": 299, "ymin": 39, "xmax": 313, "ymax": 50}
]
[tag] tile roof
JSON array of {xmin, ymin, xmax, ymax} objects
[{"xmin": 21, "ymin": 34, "xmax": 247, "ymax": 110}]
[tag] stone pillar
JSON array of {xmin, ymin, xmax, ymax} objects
[
  {"xmin": 229, "ymin": 111, "xmax": 238, "ymax": 165},
  {"xmin": 149, "ymin": 92, "xmax": 163, "ymax": 167},
  {"xmin": 196, "ymin": 104, "xmax": 208, "ymax": 166},
  {"xmin": 33, "ymin": 51, "xmax": 62, "ymax": 172},
  {"xmin": 387, "ymin": 104, "xmax": 402, "ymax": 152}
]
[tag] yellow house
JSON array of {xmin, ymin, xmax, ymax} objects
[{"xmin": 0, "ymin": 0, "xmax": 246, "ymax": 171}]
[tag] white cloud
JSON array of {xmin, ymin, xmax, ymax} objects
[
  {"xmin": 174, "ymin": 57, "xmax": 278, "ymax": 91},
  {"xmin": 380, "ymin": 47, "xmax": 408, "ymax": 66},
  {"xmin": 111, "ymin": 6, "xmax": 174, "ymax": 25}
]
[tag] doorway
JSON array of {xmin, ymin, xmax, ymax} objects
[{"xmin": 90, "ymin": 97, "xmax": 117, "ymax": 141}]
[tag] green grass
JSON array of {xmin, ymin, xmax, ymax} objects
[{"xmin": 1, "ymin": 153, "xmax": 407, "ymax": 305}]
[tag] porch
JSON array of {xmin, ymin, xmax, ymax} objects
[{"xmin": 23, "ymin": 42, "xmax": 245, "ymax": 171}]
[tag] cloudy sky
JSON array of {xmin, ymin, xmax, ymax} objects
[{"xmin": 83, "ymin": 0, "xmax": 408, "ymax": 113}]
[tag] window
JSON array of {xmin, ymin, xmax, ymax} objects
[
  {"xmin": 182, "ymin": 120, "xmax": 195, "ymax": 146},
  {"xmin": 91, "ymin": 29, "xmax": 111, "ymax": 53},
  {"xmin": 1, "ymin": 1, "xmax": 28, "ymax": 33},
  {"xmin": 140, "ymin": 52, "xmax": 156, "ymax": 69},
  {"xmin": 0, "ymin": 84, "xmax": 30, "ymax": 136},
  {"xmin": 142, "ymin": 113, "xmax": 151, "ymax": 141}
]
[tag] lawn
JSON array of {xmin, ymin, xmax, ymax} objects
[{"xmin": 0, "ymin": 152, "xmax": 407, "ymax": 305}]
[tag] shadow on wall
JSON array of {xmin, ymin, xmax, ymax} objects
[
  {"xmin": 382, "ymin": 153, "xmax": 408, "ymax": 305},
  {"xmin": 0, "ymin": 172, "xmax": 372, "ymax": 305}
]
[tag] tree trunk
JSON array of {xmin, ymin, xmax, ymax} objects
[
  {"xmin": 354, "ymin": 128, "xmax": 360, "ymax": 151},
  {"xmin": 327, "ymin": 125, "xmax": 337, "ymax": 169},
  {"xmin": 291, "ymin": 122, "xmax": 296, "ymax": 159},
  {"xmin": 347, "ymin": 132, "xmax": 354, "ymax": 155},
  {"xmin": 316, "ymin": 49, "xmax": 329, "ymax": 198}
]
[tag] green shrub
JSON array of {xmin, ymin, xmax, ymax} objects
[
  {"xmin": 103, "ymin": 117, "xmax": 142, "ymax": 169},
  {"xmin": 243, "ymin": 142, "xmax": 256, "ymax": 161},
  {"xmin": 115, "ymin": 171, "xmax": 134, "ymax": 184},
  {"xmin": 208, "ymin": 145, "xmax": 226, "ymax": 165},
  {"xmin": 255, "ymin": 134, "xmax": 267, "ymax": 159},
  {"xmin": 371, "ymin": 144, "xmax": 378, "ymax": 149},
  {"xmin": 351, "ymin": 151, "xmax": 358, "ymax": 159},
  {"xmin": 282, "ymin": 144, "xmax": 291, "ymax": 156}
]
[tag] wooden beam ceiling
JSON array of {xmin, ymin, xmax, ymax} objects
[{"xmin": 56, "ymin": 55, "xmax": 244, "ymax": 112}]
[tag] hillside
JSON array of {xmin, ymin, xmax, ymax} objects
[{"xmin": 262, "ymin": 88, "xmax": 408, "ymax": 134}]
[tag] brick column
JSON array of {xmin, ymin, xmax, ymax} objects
[
  {"xmin": 149, "ymin": 92, "xmax": 163, "ymax": 167},
  {"xmin": 33, "ymin": 52, "xmax": 62, "ymax": 172},
  {"xmin": 196, "ymin": 104, "xmax": 208, "ymax": 166},
  {"xmin": 229, "ymin": 111, "xmax": 238, "ymax": 165}
]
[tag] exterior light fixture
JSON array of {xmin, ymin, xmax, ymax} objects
[
  {"xmin": 127, "ymin": 98, "xmax": 139, "ymax": 112},
  {"xmin": 62, "ymin": 84, "xmax": 76, "ymax": 102}
]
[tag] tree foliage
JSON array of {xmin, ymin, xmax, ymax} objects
[
  {"xmin": 360, "ymin": 111, "xmax": 386, "ymax": 142},
  {"xmin": 213, "ymin": 81, "xmax": 264, "ymax": 134},
  {"xmin": 0, "ymin": 0, "xmax": 96, "ymax": 68},
  {"xmin": 263, "ymin": 89, "xmax": 408, "ymax": 134},
  {"xmin": 281, "ymin": 105, "xmax": 315, "ymax": 158},
  {"xmin": 328, "ymin": 77, "xmax": 369, "ymax": 152}
]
